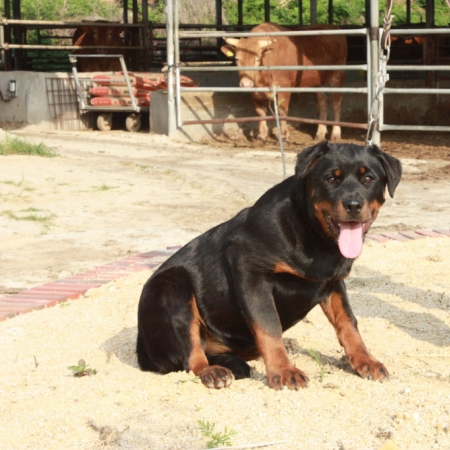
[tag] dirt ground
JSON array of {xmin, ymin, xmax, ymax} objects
[{"xmin": 1, "ymin": 125, "xmax": 450, "ymax": 450}]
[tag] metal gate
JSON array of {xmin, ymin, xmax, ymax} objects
[{"xmin": 164, "ymin": 0, "xmax": 450, "ymax": 144}]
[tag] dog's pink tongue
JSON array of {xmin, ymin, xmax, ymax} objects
[{"xmin": 338, "ymin": 222, "xmax": 364, "ymax": 259}]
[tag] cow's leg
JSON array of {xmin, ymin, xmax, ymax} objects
[
  {"xmin": 253, "ymin": 98, "xmax": 269, "ymax": 145},
  {"xmin": 330, "ymin": 91, "xmax": 343, "ymax": 142},
  {"xmin": 314, "ymin": 92, "xmax": 328, "ymax": 141},
  {"xmin": 276, "ymin": 92, "xmax": 291, "ymax": 142},
  {"xmin": 330, "ymin": 71, "xmax": 345, "ymax": 142}
]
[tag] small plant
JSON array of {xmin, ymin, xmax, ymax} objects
[
  {"xmin": 92, "ymin": 184, "xmax": 114, "ymax": 191},
  {"xmin": 306, "ymin": 348, "xmax": 325, "ymax": 382},
  {"xmin": 438, "ymin": 292, "xmax": 448, "ymax": 309},
  {"xmin": 0, "ymin": 135, "xmax": 57, "ymax": 157},
  {"xmin": 67, "ymin": 359, "xmax": 97, "ymax": 377},
  {"xmin": 198, "ymin": 420, "xmax": 237, "ymax": 448},
  {"xmin": 2, "ymin": 207, "xmax": 55, "ymax": 232}
]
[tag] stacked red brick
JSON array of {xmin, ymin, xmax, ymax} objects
[
  {"xmin": 89, "ymin": 73, "xmax": 159, "ymax": 107},
  {"xmin": 89, "ymin": 74, "xmax": 199, "ymax": 107}
]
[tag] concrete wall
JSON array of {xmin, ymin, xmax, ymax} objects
[
  {"xmin": 0, "ymin": 71, "xmax": 68, "ymax": 128},
  {"xmin": 150, "ymin": 70, "xmax": 370, "ymax": 142},
  {"xmin": 1, "ymin": 71, "xmax": 448, "ymax": 141}
]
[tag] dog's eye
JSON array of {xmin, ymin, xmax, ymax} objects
[
  {"xmin": 363, "ymin": 175, "xmax": 373, "ymax": 184},
  {"xmin": 327, "ymin": 177, "xmax": 336, "ymax": 184}
]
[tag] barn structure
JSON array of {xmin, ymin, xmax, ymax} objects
[{"xmin": 0, "ymin": 0, "xmax": 449, "ymax": 143}]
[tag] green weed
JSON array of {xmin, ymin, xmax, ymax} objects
[
  {"xmin": 2, "ymin": 207, "xmax": 55, "ymax": 230},
  {"xmin": 0, "ymin": 135, "xmax": 57, "ymax": 157},
  {"xmin": 438, "ymin": 292, "xmax": 448, "ymax": 309},
  {"xmin": 306, "ymin": 348, "xmax": 325, "ymax": 382},
  {"xmin": 67, "ymin": 359, "xmax": 97, "ymax": 377},
  {"xmin": 198, "ymin": 420, "xmax": 237, "ymax": 448},
  {"xmin": 1, "ymin": 173, "xmax": 34, "ymax": 197},
  {"xmin": 92, "ymin": 184, "xmax": 114, "ymax": 191}
]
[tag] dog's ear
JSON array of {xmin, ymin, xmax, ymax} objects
[
  {"xmin": 370, "ymin": 145, "xmax": 402, "ymax": 197},
  {"xmin": 295, "ymin": 141, "xmax": 330, "ymax": 178}
]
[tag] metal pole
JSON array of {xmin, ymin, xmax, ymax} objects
[
  {"xmin": 369, "ymin": 0, "xmax": 380, "ymax": 146},
  {"xmin": 264, "ymin": 0, "xmax": 271, "ymax": 23},
  {"xmin": 166, "ymin": 0, "xmax": 176, "ymax": 137},
  {"xmin": 142, "ymin": 0, "xmax": 150, "ymax": 71},
  {"xmin": 238, "ymin": 0, "xmax": 243, "ymax": 26},
  {"xmin": 175, "ymin": 0, "xmax": 182, "ymax": 128},
  {"xmin": 298, "ymin": 0, "xmax": 303, "ymax": 26},
  {"xmin": 310, "ymin": 0, "xmax": 317, "ymax": 25}
]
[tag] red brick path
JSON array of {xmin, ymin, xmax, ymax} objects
[{"xmin": 1, "ymin": 229, "xmax": 449, "ymax": 322}]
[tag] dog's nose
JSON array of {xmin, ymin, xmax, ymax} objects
[{"xmin": 344, "ymin": 200, "xmax": 362, "ymax": 216}]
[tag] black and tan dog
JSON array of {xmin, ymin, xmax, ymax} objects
[{"xmin": 137, "ymin": 141, "xmax": 402, "ymax": 390}]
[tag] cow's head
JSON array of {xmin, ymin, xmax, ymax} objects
[
  {"xmin": 76, "ymin": 21, "xmax": 124, "ymax": 49},
  {"xmin": 221, "ymin": 37, "xmax": 276, "ymax": 88}
]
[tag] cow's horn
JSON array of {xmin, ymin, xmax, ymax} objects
[
  {"xmin": 224, "ymin": 37, "xmax": 240, "ymax": 47},
  {"xmin": 258, "ymin": 38, "xmax": 275, "ymax": 49}
]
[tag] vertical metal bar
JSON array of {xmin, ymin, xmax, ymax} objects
[
  {"xmin": 175, "ymin": 0, "xmax": 182, "ymax": 128},
  {"xmin": 406, "ymin": 0, "xmax": 411, "ymax": 24},
  {"xmin": 264, "ymin": 0, "xmax": 271, "ymax": 23},
  {"xmin": 366, "ymin": 29, "xmax": 372, "ymax": 115},
  {"xmin": 3, "ymin": 0, "xmax": 12, "ymax": 70},
  {"xmin": 132, "ymin": 0, "xmax": 138, "ymax": 25},
  {"xmin": 298, "ymin": 0, "xmax": 303, "ymax": 26},
  {"xmin": 369, "ymin": 0, "xmax": 380, "ymax": 146},
  {"xmin": 70, "ymin": 57, "xmax": 87, "ymax": 111},
  {"xmin": 166, "ymin": 0, "xmax": 176, "ymax": 136},
  {"xmin": 12, "ymin": 0, "xmax": 22, "ymax": 69},
  {"xmin": 216, "ymin": 0, "xmax": 223, "ymax": 27},
  {"xmin": 142, "ymin": 0, "xmax": 150, "ymax": 71},
  {"xmin": 425, "ymin": 0, "xmax": 435, "ymax": 87},
  {"xmin": 310, "ymin": 0, "xmax": 317, "ymax": 25},
  {"xmin": 120, "ymin": 55, "xmax": 138, "ymax": 110},
  {"xmin": 216, "ymin": 0, "xmax": 223, "ymax": 50},
  {"xmin": 377, "ymin": 28, "xmax": 385, "ymax": 135},
  {"xmin": 238, "ymin": 0, "xmax": 243, "ymax": 26},
  {"xmin": 328, "ymin": 0, "xmax": 333, "ymax": 24},
  {"xmin": 123, "ymin": 0, "xmax": 128, "ymax": 24}
]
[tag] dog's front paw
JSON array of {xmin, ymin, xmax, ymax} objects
[
  {"xmin": 267, "ymin": 366, "xmax": 309, "ymax": 390},
  {"xmin": 350, "ymin": 355, "xmax": 389, "ymax": 381},
  {"xmin": 198, "ymin": 365, "xmax": 235, "ymax": 389}
]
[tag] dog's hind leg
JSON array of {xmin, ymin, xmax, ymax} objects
[
  {"xmin": 137, "ymin": 267, "xmax": 194, "ymax": 374},
  {"xmin": 137, "ymin": 267, "xmax": 235, "ymax": 388}
]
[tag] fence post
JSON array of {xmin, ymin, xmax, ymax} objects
[
  {"xmin": 166, "ymin": 0, "xmax": 176, "ymax": 137},
  {"xmin": 369, "ymin": 0, "xmax": 381, "ymax": 146}
]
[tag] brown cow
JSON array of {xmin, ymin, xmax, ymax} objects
[
  {"xmin": 72, "ymin": 20, "xmax": 125, "ymax": 72},
  {"xmin": 221, "ymin": 22, "xmax": 347, "ymax": 143}
]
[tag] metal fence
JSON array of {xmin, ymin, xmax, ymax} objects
[
  {"xmin": 175, "ymin": 28, "xmax": 371, "ymax": 132},
  {"xmin": 165, "ymin": 0, "xmax": 450, "ymax": 141},
  {"xmin": 382, "ymin": 28, "xmax": 450, "ymax": 132}
]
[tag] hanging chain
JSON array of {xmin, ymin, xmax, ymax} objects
[
  {"xmin": 264, "ymin": 34, "xmax": 287, "ymax": 179},
  {"xmin": 365, "ymin": 0, "xmax": 394, "ymax": 145}
]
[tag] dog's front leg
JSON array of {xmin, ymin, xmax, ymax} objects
[
  {"xmin": 237, "ymin": 275, "xmax": 309, "ymax": 390},
  {"xmin": 320, "ymin": 281, "xmax": 389, "ymax": 381}
]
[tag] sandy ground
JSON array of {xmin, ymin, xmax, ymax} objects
[{"xmin": 1, "ymin": 126, "xmax": 450, "ymax": 449}]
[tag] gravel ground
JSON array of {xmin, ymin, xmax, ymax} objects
[{"xmin": 0, "ymin": 126, "xmax": 449, "ymax": 449}]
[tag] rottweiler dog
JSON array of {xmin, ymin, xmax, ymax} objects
[{"xmin": 137, "ymin": 141, "xmax": 402, "ymax": 390}]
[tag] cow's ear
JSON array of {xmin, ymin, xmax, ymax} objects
[
  {"xmin": 369, "ymin": 145, "xmax": 402, "ymax": 197},
  {"xmin": 221, "ymin": 45, "xmax": 236, "ymax": 58},
  {"xmin": 295, "ymin": 141, "xmax": 331, "ymax": 179}
]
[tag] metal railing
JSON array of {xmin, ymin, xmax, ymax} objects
[
  {"xmin": 171, "ymin": 27, "xmax": 373, "ymax": 134},
  {"xmin": 381, "ymin": 28, "xmax": 450, "ymax": 132}
]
